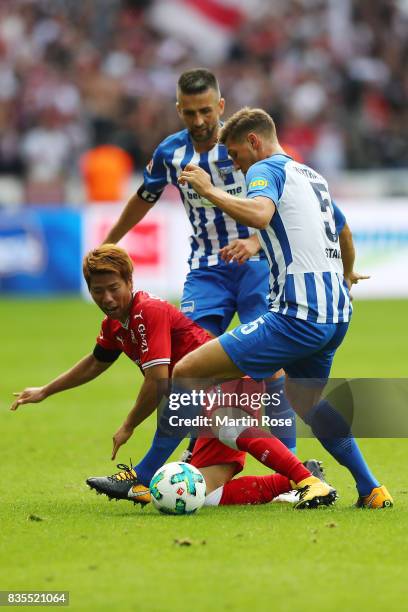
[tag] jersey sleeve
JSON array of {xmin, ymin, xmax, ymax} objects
[
  {"xmin": 142, "ymin": 143, "xmax": 168, "ymax": 197},
  {"xmin": 133, "ymin": 304, "xmax": 171, "ymax": 371},
  {"xmin": 332, "ymin": 200, "xmax": 346, "ymax": 233},
  {"xmin": 96, "ymin": 319, "xmax": 122, "ymax": 351},
  {"xmin": 246, "ymin": 157, "xmax": 287, "ymax": 203}
]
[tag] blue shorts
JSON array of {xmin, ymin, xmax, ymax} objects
[
  {"xmin": 219, "ymin": 311, "xmax": 349, "ymax": 381},
  {"xmin": 180, "ymin": 260, "xmax": 270, "ymax": 334}
]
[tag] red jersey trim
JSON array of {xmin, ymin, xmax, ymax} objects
[{"xmin": 142, "ymin": 358, "xmax": 171, "ymax": 370}]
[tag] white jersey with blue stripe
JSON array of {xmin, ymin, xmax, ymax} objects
[
  {"xmin": 246, "ymin": 154, "xmax": 352, "ymax": 324},
  {"xmin": 143, "ymin": 128, "xmax": 263, "ymax": 269}
]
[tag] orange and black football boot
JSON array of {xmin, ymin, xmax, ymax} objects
[
  {"xmin": 355, "ymin": 485, "xmax": 393, "ymax": 509},
  {"xmin": 86, "ymin": 463, "xmax": 151, "ymax": 506}
]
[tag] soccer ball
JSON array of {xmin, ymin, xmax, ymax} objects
[{"xmin": 149, "ymin": 462, "xmax": 206, "ymax": 515}]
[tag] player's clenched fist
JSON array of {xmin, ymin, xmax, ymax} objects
[
  {"xmin": 178, "ymin": 163, "xmax": 212, "ymax": 196},
  {"xmin": 11, "ymin": 387, "xmax": 47, "ymax": 410}
]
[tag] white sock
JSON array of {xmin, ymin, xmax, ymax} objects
[{"xmin": 204, "ymin": 486, "xmax": 224, "ymax": 506}]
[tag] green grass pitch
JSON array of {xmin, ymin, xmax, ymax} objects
[{"xmin": 1, "ymin": 298, "xmax": 407, "ymax": 611}]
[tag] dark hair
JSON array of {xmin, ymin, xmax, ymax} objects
[
  {"xmin": 83, "ymin": 244, "xmax": 133, "ymax": 288},
  {"xmin": 219, "ymin": 107, "xmax": 277, "ymax": 144},
  {"xmin": 177, "ymin": 68, "xmax": 220, "ymax": 96}
]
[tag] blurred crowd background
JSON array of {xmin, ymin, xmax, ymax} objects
[{"xmin": 0, "ymin": 0, "xmax": 407, "ymax": 204}]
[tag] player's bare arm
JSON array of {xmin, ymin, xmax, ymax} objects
[
  {"xmin": 111, "ymin": 364, "xmax": 169, "ymax": 460},
  {"xmin": 178, "ymin": 163, "xmax": 275, "ymax": 229},
  {"xmin": 103, "ymin": 192, "xmax": 154, "ymax": 244},
  {"xmin": 339, "ymin": 223, "xmax": 370, "ymax": 290},
  {"xmin": 11, "ymin": 354, "xmax": 111, "ymax": 411},
  {"xmin": 220, "ymin": 234, "xmax": 261, "ymax": 264}
]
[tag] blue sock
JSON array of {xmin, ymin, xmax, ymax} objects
[
  {"xmin": 134, "ymin": 428, "xmax": 180, "ymax": 486},
  {"xmin": 265, "ymin": 376, "xmax": 297, "ymax": 454},
  {"xmin": 305, "ymin": 400, "xmax": 379, "ymax": 496},
  {"xmin": 134, "ymin": 384, "xmax": 201, "ymax": 486}
]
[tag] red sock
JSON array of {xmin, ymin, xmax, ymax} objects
[
  {"xmin": 219, "ymin": 474, "xmax": 291, "ymax": 505},
  {"xmin": 236, "ymin": 427, "xmax": 311, "ymax": 484}
]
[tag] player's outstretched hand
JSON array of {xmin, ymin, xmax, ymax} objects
[
  {"xmin": 11, "ymin": 387, "xmax": 47, "ymax": 411},
  {"xmin": 344, "ymin": 271, "xmax": 370, "ymax": 301},
  {"xmin": 345, "ymin": 271, "xmax": 370, "ymax": 291},
  {"xmin": 112, "ymin": 423, "xmax": 134, "ymax": 460},
  {"xmin": 220, "ymin": 237, "xmax": 260, "ymax": 264},
  {"xmin": 178, "ymin": 163, "xmax": 212, "ymax": 196}
]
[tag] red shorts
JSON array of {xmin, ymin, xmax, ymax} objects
[
  {"xmin": 190, "ymin": 377, "xmax": 264, "ymax": 476},
  {"xmin": 190, "ymin": 438, "xmax": 246, "ymax": 476}
]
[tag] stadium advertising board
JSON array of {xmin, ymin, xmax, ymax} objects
[
  {"xmin": 81, "ymin": 199, "xmax": 408, "ymax": 300},
  {"xmin": 82, "ymin": 200, "xmax": 190, "ymax": 299},
  {"xmin": 0, "ymin": 207, "xmax": 81, "ymax": 293},
  {"xmin": 340, "ymin": 199, "xmax": 408, "ymax": 298},
  {"xmin": 0, "ymin": 199, "xmax": 407, "ymax": 299}
]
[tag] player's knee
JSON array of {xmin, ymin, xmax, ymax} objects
[{"xmin": 218, "ymin": 426, "xmax": 241, "ymax": 450}]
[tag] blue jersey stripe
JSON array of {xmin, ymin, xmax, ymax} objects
[
  {"xmin": 278, "ymin": 286, "xmax": 286, "ymax": 313},
  {"xmin": 161, "ymin": 139, "xmax": 182, "ymax": 187},
  {"xmin": 323, "ymin": 272, "xmax": 334, "ymax": 323},
  {"xmin": 186, "ymin": 203, "xmax": 200, "ymax": 262},
  {"xmin": 214, "ymin": 145, "xmax": 251, "ymax": 244},
  {"xmin": 180, "ymin": 141, "xmax": 200, "ymax": 266},
  {"xmin": 180, "ymin": 140, "xmax": 195, "ymax": 169},
  {"xmin": 197, "ymin": 208, "xmax": 212, "ymax": 257},
  {"xmin": 337, "ymin": 274, "xmax": 346, "ymax": 322},
  {"xmin": 342, "ymin": 278, "xmax": 353, "ymax": 320},
  {"xmin": 214, "ymin": 209, "xmax": 230, "ymax": 248},
  {"xmin": 236, "ymin": 223, "xmax": 251, "ymax": 239},
  {"xmin": 304, "ymin": 272, "xmax": 318, "ymax": 322},
  {"xmin": 271, "ymin": 212, "xmax": 292, "ymax": 267},
  {"xmin": 216, "ymin": 144, "xmax": 236, "ymax": 186},
  {"xmin": 259, "ymin": 228, "xmax": 280, "ymax": 299},
  {"xmin": 200, "ymin": 151, "xmax": 229, "ymax": 249},
  {"xmin": 284, "ymin": 274, "xmax": 298, "ymax": 317},
  {"xmin": 277, "ymin": 281, "xmax": 287, "ymax": 314}
]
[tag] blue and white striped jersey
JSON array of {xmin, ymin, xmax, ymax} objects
[
  {"xmin": 246, "ymin": 154, "xmax": 352, "ymax": 323},
  {"xmin": 143, "ymin": 128, "xmax": 263, "ymax": 269}
]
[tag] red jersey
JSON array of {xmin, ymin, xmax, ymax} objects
[{"xmin": 96, "ymin": 291, "xmax": 211, "ymax": 375}]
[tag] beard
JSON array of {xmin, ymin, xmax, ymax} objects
[{"xmin": 190, "ymin": 124, "xmax": 217, "ymax": 143}]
